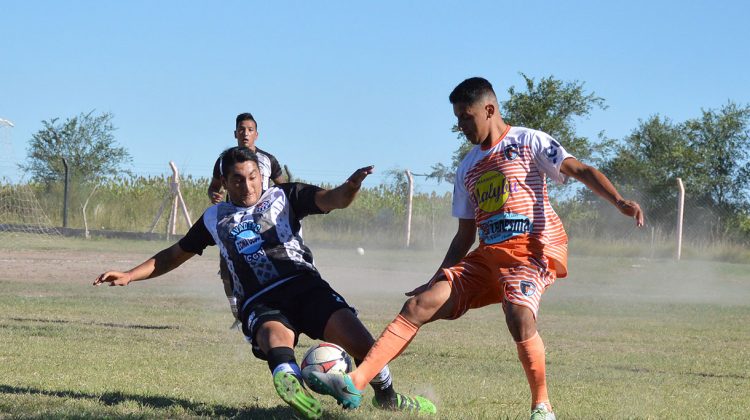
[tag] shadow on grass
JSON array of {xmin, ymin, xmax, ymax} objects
[
  {"xmin": 8, "ymin": 317, "xmax": 178, "ymax": 330},
  {"xmin": 0, "ymin": 384, "xmax": 348, "ymax": 419},
  {"xmin": 610, "ymin": 365, "xmax": 748, "ymax": 380}
]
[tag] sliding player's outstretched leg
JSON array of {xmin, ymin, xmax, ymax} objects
[
  {"xmin": 259, "ymin": 328, "xmax": 322, "ymax": 418},
  {"xmin": 313, "ymin": 282, "xmax": 452, "ymax": 411},
  {"xmin": 273, "ymin": 371, "xmax": 322, "ymax": 419}
]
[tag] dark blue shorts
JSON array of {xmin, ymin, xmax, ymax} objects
[{"xmin": 241, "ymin": 274, "xmax": 355, "ymax": 360}]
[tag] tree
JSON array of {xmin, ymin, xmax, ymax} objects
[
  {"xmin": 503, "ymin": 74, "xmax": 606, "ymax": 162},
  {"xmin": 603, "ymin": 103, "xmax": 750, "ymax": 210},
  {"xmin": 21, "ymin": 111, "xmax": 131, "ymax": 183},
  {"xmin": 427, "ymin": 73, "xmax": 607, "ymax": 183},
  {"xmin": 599, "ymin": 102, "xmax": 750, "ymax": 240},
  {"xmin": 596, "ymin": 115, "xmax": 693, "ymax": 227},
  {"xmin": 600, "ymin": 115, "xmax": 690, "ymax": 194},
  {"xmin": 682, "ymin": 102, "xmax": 750, "ymax": 210}
]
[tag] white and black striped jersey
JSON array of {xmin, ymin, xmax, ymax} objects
[
  {"xmin": 212, "ymin": 147, "xmax": 283, "ymax": 190},
  {"xmin": 179, "ymin": 183, "xmax": 325, "ymax": 308}
]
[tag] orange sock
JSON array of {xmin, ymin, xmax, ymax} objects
[
  {"xmin": 350, "ymin": 314, "xmax": 419, "ymax": 390},
  {"xmin": 516, "ymin": 331, "xmax": 550, "ymax": 409}
]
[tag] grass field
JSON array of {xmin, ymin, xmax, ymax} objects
[{"xmin": 1, "ymin": 235, "xmax": 748, "ymax": 419}]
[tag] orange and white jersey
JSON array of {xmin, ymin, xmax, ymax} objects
[{"xmin": 452, "ymin": 126, "xmax": 573, "ymax": 277}]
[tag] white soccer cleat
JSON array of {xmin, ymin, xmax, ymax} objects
[{"xmin": 530, "ymin": 403, "xmax": 556, "ymax": 420}]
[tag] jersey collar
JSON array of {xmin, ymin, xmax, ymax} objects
[{"xmin": 481, "ymin": 124, "xmax": 512, "ymax": 151}]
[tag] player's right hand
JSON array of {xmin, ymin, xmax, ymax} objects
[
  {"xmin": 346, "ymin": 166, "xmax": 374, "ymax": 189},
  {"xmin": 616, "ymin": 199, "xmax": 644, "ymax": 227},
  {"xmin": 209, "ymin": 191, "xmax": 224, "ymax": 204},
  {"xmin": 93, "ymin": 271, "xmax": 132, "ymax": 287}
]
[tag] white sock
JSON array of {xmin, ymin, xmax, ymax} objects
[
  {"xmin": 272, "ymin": 362, "xmax": 302, "ymax": 379},
  {"xmin": 370, "ymin": 365, "xmax": 393, "ymax": 390}
]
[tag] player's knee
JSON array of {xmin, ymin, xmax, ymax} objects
[
  {"xmin": 255, "ymin": 321, "xmax": 294, "ymax": 350},
  {"xmin": 401, "ymin": 295, "xmax": 435, "ymax": 326},
  {"xmin": 504, "ymin": 304, "xmax": 537, "ymax": 342}
]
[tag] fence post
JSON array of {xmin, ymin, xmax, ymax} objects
[
  {"xmin": 62, "ymin": 157, "xmax": 70, "ymax": 228},
  {"xmin": 149, "ymin": 162, "xmax": 192, "ymax": 238},
  {"xmin": 405, "ymin": 169, "xmax": 414, "ymax": 248},
  {"xmin": 675, "ymin": 178, "xmax": 685, "ymax": 261},
  {"xmin": 430, "ymin": 193, "xmax": 436, "ymax": 250},
  {"xmin": 170, "ymin": 161, "xmax": 192, "ymax": 232}
]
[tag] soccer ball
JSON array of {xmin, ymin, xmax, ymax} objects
[{"xmin": 300, "ymin": 342, "xmax": 353, "ymax": 392}]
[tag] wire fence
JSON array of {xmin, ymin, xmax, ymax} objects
[{"xmin": 1, "ymin": 165, "xmax": 748, "ymax": 263}]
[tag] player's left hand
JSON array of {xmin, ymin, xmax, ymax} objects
[
  {"xmin": 406, "ymin": 268, "xmax": 444, "ymax": 296},
  {"xmin": 616, "ymin": 199, "xmax": 644, "ymax": 227},
  {"xmin": 93, "ymin": 271, "xmax": 132, "ymax": 287},
  {"xmin": 405, "ymin": 282, "xmax": 430, "ymax": 296},
  {"xmin": 209, "ymin": 191, "xmax": 224, "ymax": 204},
  {"xmin": 346, "ymin": 166, "xmax": 374, "ymax": 189}
]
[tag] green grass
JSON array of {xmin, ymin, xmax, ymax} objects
[{"xmin": 1, "ymin": 240, "xmax": 749, "ymax": 418}]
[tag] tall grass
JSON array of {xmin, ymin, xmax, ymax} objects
[
  {"xmin": 2, "ymin": 177, "xmax": 748, "ymax": 262},
  {"xmin": 5, "ymin": 177, "xmax": 456, "ymax": 247}
]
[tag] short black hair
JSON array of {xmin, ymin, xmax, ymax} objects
[
  {"xmin": 449, "ymin": 77, "xmax": 497, "ymax": 105},
  {"xmin": 235, "ymin": 113, "xmax": 257, "ymax": 130},
  {"xmin": 220, "ymin": 146, "xmax": 259, "ymax": 177}
]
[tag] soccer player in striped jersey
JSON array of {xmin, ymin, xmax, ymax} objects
[
  {"xmin": 310, "ymin": 77, "xmax": 644, "ymax": 420},
  {"xmin": 208, "ymin": 113, "xmax": 284, "ymax": 203},
  {"xmin": 94, "ymin": 147, "xmax": 435, "ymax": 419},
  {"xmin": 207, "ymin": 113, "xmax": 285, "ymax": 325}
]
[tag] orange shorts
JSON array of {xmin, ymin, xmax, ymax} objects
[{"xmin": 431, "ymin": 245, "xmax": 556, "ymax": 319}]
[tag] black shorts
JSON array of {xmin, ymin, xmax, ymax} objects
[{"xmin": 241, "ymin": 274, "xmax": 355, "ymax": 360}]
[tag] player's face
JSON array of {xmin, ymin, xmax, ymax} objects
[
  {"xmin": 234, "ymin": 120, "xmax": 259, "ymax": 149},
  {"xmin": 453, "ymin": 101, "xmax": 491, "ymax": 145},
  {"xmin": 223, "ymin": 161, "xmax": 263, "ymax": 207}
]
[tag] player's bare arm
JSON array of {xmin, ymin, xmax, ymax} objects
[
  {"xmin": 560, "ymin": 157, "xmax": 644, "ymax": 227},
  {"xmin": 314, "ymin": 166, "xmax": 374, "ymax": 212},
  {"xmin": 438, "ymin": 218, "xmax": 477, "ymax": 268},
  {"xmin": 93, "ymin": 243, "xmax": 195, "ymax": 286},
  {"xmin": 208, "ymin": 176, "xmax": 224, "ymax": 204}
]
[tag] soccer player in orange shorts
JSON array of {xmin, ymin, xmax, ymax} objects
[{"xmin": 310, "ymin": 77, "xmax": 644, "ymax": 420}]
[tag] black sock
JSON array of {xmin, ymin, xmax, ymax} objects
[
  {"xmin": 373, "ymin": 383, "xmax": 397, "ymax": 405},
  {"xmin": 355, "ymin": 361, "xmax": 395, "ymax": 404},
  {"xmin": 266, "ymin": 346, "xmax": 298, "ymax": 375}
]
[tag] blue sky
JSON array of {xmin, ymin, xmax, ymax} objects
[{"xmin": 1, "ymin": 0, "xmax": 748, "ymax": 193}]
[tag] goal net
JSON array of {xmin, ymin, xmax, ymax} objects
[{"xmin": 0, "ymin": 118, "xmax": 61, "ymax": 237}]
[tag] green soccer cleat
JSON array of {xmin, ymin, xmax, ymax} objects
[
  {"xmin": 372, "ymin": 392, "xmax": 437, "ymax": 415},
  {"xmin": 530, "ymin": 403, "xmax": 556, "ymax": 420},
  {"xmin": 273, "ymin": 372, "xmax": 323, "ymax": 419},
  {"xmin": 307, "ymin": 371, "xmax": 363, "ymax": 409}
]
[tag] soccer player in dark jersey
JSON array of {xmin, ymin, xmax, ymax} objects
[
  {"xmin": 208, "ymin": 112, "xmax": 284, "ymax": 202},
  {"xmin": 94, "ymin": 147, "xmax": 436, "ymax": 419},
  {"xmin": 208, "ymin": 113, "xmax": 285, "ymax": 323}
]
